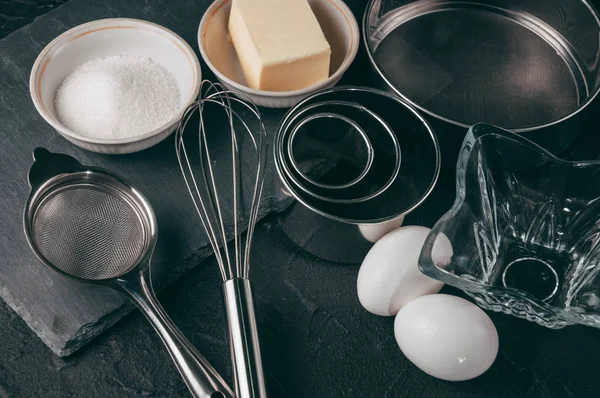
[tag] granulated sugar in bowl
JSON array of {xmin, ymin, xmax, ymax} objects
[
  {"xmin": 55, "ymin": 55, "xmax": 181, "ymax": 140},
  {"xmin": 30, "ymin": 18, "xmax": 202, "ymax": 154}
]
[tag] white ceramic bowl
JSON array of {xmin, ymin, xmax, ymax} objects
[
  {"xmin": 198, "ymin": 0, "xmax": 359, "ymax": 108},
  {"xmin": 30, "ymin": 18, "xmax": 202, "ymax": 154}
]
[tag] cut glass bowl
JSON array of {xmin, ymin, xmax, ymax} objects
[{"xmin": 419, "ymin": 123, "xmax": 600, "ymax": 329}]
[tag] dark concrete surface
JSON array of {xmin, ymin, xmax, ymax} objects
[{"xmin": 1, "ymin": 0, "xmax": 600, "ymax": 397}]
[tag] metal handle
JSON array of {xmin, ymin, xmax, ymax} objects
[
  {"xmin": 27, "ymin": 147, "xmax": 83, "ymax": 190},
  {"xmin": 223, "ymin": 278, "xmax": 267, "ymax": 398},
  {"xmin": 119, "ymin": 271, "xmax": 234, "ymax": 398}
]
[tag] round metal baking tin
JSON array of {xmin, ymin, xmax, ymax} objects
[{"xmin": 363, "ymin": 0, "xmax": 600, "ymax": 134}]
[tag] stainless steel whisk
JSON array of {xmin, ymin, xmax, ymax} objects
[{"xmin": 175, "ymin": 81, "xmax": 268, "ymax": 398}]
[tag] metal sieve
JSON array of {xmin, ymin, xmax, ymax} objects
[
  {"xmin": 29, "ymin": 183, "xmax": 146, "ymax": 280},
  {"xmin": 23, "ymin": 148, "xmax": 233, "ymax": 398}
]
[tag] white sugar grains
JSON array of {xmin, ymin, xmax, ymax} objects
[{"xmin": 54, "ymin": 55, "xmax": 181, "ymax": 139}]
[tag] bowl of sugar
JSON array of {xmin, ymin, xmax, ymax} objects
[
  {"xmin": 30, "ymin": 18, "xmax": 202, "ymax": 154},
  {"xmin": 198, "ymin": 0, "xmax": 359, "ymax": 108}
]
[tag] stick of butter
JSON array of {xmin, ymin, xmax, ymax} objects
[{"xmin": 228, "ymin": 0, "xmax": 332, "ymax": 91}]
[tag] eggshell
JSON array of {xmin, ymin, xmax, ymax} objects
[
  {"xmin": 357, "ymin": 225, "xmax": 453, "ymax": 316},
  {"xmin": 394, "ymin": 294, "xmax": 499, "ymax": 381},
  {"xmin": 359, "ymin": 215, "xmax": 405, "ymax": 243}
]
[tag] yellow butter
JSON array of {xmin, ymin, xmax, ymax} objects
[{"xmin": 228, "ymin": 0, "xmax": 332, "ymax": 91}]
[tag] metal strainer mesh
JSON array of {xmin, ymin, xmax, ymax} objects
[{"xmin": 31, "ymin": 185, "xmax": 146, "ymax": 280}]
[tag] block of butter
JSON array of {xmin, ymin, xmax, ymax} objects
[{"xmin": 228, "ymin": 0, "xmax": 332, "ymax": 91}]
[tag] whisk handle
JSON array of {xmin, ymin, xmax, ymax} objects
[
  {"xmin": 119, "ymin": 271, "xmax": 235, "ymax": 398},
  {"xmin": 223, "ymin": 278, "xmax": 268, "ymax": 398}
]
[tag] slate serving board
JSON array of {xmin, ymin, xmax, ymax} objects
[{"xmin": 0, "ymin": 0, "xmax": 293, "ymax": 357}]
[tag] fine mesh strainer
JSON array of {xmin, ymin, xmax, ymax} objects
[{"xmin": 23, "ymin": 148, "xmax": 233, "ymax": 398}]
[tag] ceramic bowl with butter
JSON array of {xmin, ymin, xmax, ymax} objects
[
  {"xmin": 198, "ymin": 0, "xmax": 360, "ymax": 108},
  {"xmin": 30, "ymin": 18, "xmax": 202, "ymax": 154}
]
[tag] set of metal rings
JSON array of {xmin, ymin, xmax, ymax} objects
[{"xmin": 274, "ymin": 86, "xmax": 441, "ymax": 225}]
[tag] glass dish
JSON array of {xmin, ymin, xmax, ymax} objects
[{"xmin": 419, "ymin": 124, "xmax": 600, "ymax": 329}]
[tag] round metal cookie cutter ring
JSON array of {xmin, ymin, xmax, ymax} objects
[
  {"xmin": 274, "ymin": 86, "xmax": 441, "ymax": 264},
  {"xmin": 275, "ymin": 86, "xmax": 440, "ymax": 224},
  {"xmin": 288, "ymin": 112, "xmax": 375, "ymax": 190},
  {"xmin": 278, "ymin": 100, "xmax": 401, "ymax": 204}
]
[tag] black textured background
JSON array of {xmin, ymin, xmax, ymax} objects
[{"xmin": 1, "ymin": 1, "xmax": 600, "ymax": 397}]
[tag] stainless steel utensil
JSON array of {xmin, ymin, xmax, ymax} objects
[
  {"xmin": 289, "ymin": 112, "xmax": 374, "ymax": 190},
  {"xmin": 276, "ymin": 86, "xmax": 440, "ymax": 224},
  {"xmin": 273, "ymin": 86, "xmax": 440, "ymax": 264},
  {"xmin": 23, "ymin": 148, "xmax": 234, "ymax": 398},
  {"xmin": 175, "ymin": 81, "xmax": 267, "ymax": 398},
  {"xmin": 281, "ymin": 100, "xmax": 401, "ymax": 204}
]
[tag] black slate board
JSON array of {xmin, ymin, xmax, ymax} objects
[
  {"xmin": 4, "ymin": 2, "xmax": 600, "ymax": 398},
  {"xmin": 0, "ymin": 0, "xmax": 292, "ymax": 357}
]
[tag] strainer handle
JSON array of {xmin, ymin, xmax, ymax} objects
[
  {"xmin": 119, "ymin": 271, "xmax": 234, "ymax": 398},
  {"xmin": 27, "ymin": 148, "xmax": 83, "ymax": 190}
]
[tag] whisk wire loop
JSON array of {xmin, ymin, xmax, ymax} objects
[
  {"xmin": 175, "ymin": 80, "xmax": 267, "ymax": 281},
  {"xmin": 198, "ymin": 92, "xmax": 235, "ymax": 280},
  {"xmin": 176, "ymin": 101, "xmax": 228, "ymax": 280}
]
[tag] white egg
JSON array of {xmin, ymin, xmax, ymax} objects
[
  {"xmin": 359, "ymin": 215, "xmax": 405, "ymax": 243},
  {"xmin": 394, "ymin": 294, "xmax": 499, "ymax": 381},
  {"xmin": 357, "ymin": 225, "xmax": 453, "ymax": 316}
]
